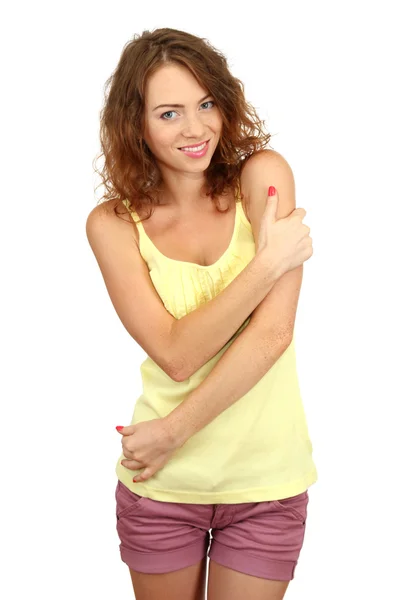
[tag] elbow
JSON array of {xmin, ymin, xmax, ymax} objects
[
  {"xmin": 167, "ymin": 356, "xmax": 188, "ymax": 383},
  {"xmin": 281, "ymin": 335, "xmax": 293, "ymax": 352},
  {"xmin": 169, "ymin": 367, "xmax": 189, "ymax": 383},
  {"xmin": 172, "ymin": 370, "xmax": 187, "ymax": 383},
  {"xmin": 173, "ymin": 360, "xmax": 192, "ymax": 382},
  {"xmin": 168, "ymin": 366, "xmax": 184, "ymax": 383}
]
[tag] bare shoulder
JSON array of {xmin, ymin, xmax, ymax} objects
[
  {"xmin": 86, "ymin": 199, "xmax": 140, "ymax": 246},
  {"xmin": 238, "ymin": 149, "xmax": 296, "ymax": 254},
  {"xmin": 240, "ymin": 149, "xmax": 293, "ymax": 190},
  {"xmin": 239, "ymin": 149, "xmax": 295, "ymax": 218}
]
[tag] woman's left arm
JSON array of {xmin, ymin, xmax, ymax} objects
[{"xmin": 165, "ymin": 149, "xmax": 306, "ymax": 446}]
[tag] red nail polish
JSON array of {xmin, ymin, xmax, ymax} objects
[
  {"xmin": 268, "ymin": 186, "xmax": 276, "ymax": 196},
  {"xmin": 132, "ymin": 479, "xmax": 137, "ymax": 483},
  {"xmin": 116, "ymin": 426, "xmax": 123, "ymax": 431}
]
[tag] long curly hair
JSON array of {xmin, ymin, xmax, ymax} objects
[{"xmin": 93, "ymin": 27, "xmax": 274, "ymax": 222}]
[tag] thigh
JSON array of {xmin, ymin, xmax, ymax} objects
[
  {"xmin": 129, "ymin": 556, "xmax": 208, "ymax": 600},
  {"xmin": 208, "ymin": 561, "xmax": 290, "ymax": 600},
  {"xmin": 208, "ymin": 490, "xmax": 309, "ymax": 584},
  {"xmin": 115, "ymin": 480, "xmax": 210, "ymax": 575}
]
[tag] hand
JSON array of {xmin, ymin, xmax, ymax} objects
[
  {"xmin": 257, "ymin": 188, "xmax": 313, "ymax": 276},
  {"xmin": 117, "ymin": 418, "xmax": 182, "ymax": 483}
]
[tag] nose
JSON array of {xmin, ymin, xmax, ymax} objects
[{"xmin": 182, "ymin": 112, "xmax": 207, "ymax": 139}]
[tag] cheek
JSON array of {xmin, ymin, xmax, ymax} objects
[
  {"xmin": 209, "ymin": 112, "xmax": 223, "ymax": 132},
  {"xmin": 155, "ymin": 125, "xmax": 177, "ymax": 146},
  {"xmin": 146, "ymin": 124, "xmax": 175, "ymax": 150}
]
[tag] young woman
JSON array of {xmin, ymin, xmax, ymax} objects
[{"xmin": 87, "ymin": 27, "xmax": 316, "ymax": 600}]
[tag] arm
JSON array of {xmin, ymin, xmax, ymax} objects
[
  {"xmin": 85, "ymin": 157, "xmax": 286, "ymax": 385},
  {"xmin": 169, "ymin": 151, "xmax": 283, "ymax": 382},
  {"xmin": 165, "ymin": 150, "xmax": 305, "ymax": 444},
  {"xmin": 174, "ymin": 149, "xmax": 302, "ymax": 381},
  {"xmin": 166, "ymin": 317, "xmax": 292, "ymax": 444},
  {"xmin": 241, "ymin": 150, "xmax": 304, "ymax": 335},
  {"xmin": 170, "ymin": 252, "xmax": 280, "ymax": 381}
]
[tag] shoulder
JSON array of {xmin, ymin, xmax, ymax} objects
[
  {"xmin": 239, "ymin": 149, "xmax": 294, "ymax": 192},
  {"xmin": 239, "ymin": 149, "xmax": 296, "ymax": 221},
  {"xmin": 86, "ymin": 199, "xmax": 140, "ymax": 245}
]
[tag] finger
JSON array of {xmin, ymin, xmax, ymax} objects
[
  {"xmin": 293, "ymin": 207, "xmax": 306, "ymax": 219},
  {"xmin": 120, "ymin": 450, "xmax": 144, "ymax": 462},
  {"xmin": 263, "ymin": 186, "xmax": 279, "ymax": 223},
  {"xmin": 120, "ymin": 458, "xmax": 144, "ymax": 469},
  {"xmin": 115, "ymin": 425, "xmax": 135, "ymax": 435},
  {"xmin": 134, "ymin": 467, "xmax": 153, "ymax": 482}
]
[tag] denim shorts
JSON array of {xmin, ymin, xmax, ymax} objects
[{"xmin": 115, "ymin": 480, "xmax": 309, "ymax": 581}]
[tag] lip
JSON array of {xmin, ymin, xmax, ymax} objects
[{"xmin": 178, "ymin": 138, "xmax": 210, "ymax": 150}]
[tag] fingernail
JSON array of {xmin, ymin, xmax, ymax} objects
[
  {"xmin": 268, "ymin": 186, "xmax": 276, "ymax": 196},
  {"xmin": 132, "ymin": 479, "xmax": 138, "ymax": 483},
  {"xmin": 116, "ymin": 426, "xmax": 123, "ymax": 431}
]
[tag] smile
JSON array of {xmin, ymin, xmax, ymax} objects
[{"xmin": 178, "ymin": 139, "xmax": 210, "ymax": 152}]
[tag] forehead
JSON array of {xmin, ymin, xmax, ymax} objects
[{"xmin": 145, "ymin": 64, "xmax": 208, "ymax": 106}]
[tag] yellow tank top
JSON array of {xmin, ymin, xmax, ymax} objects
[{"xmin": 115, "ymin": 191, "xmax": 318, "ymax": 504}]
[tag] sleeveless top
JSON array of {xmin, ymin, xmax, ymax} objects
[{"xmin": 115, "ymin": 189, "xmax": 318, "ymax": 504}]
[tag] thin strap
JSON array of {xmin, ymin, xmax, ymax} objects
[
  {"xmin": 122, "ymin": 198, "xmax": 134, "ymax": 218},
  {"xmin": 122, "ymin": 199, "xmax": 151, "ymax": 258},
  {"xmin": 122, "ymin": 199, "xmax": 142, "ymax": 226}
]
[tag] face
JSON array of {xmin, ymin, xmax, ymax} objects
[{"xmin": 142, "ymin": 63, "xmax": 223, "ymax": 173}]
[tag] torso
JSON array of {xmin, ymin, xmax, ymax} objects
[{"xmin": 109, "ymin": 189, "xmax": 251, "ymax": 268}]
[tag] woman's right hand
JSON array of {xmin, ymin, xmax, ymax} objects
[{"xmin": 257, "ymin": 188, "xmax": 313, "ymax": 277}]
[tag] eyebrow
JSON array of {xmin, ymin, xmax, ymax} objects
[{"xmin": 152, "ymin": 93, "xmax": 212, "ymax": 112}]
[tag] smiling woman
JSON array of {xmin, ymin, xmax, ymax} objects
[
  {"xmin": 93, "ymin": 28, "xmax": 272, "ymax": 219},
  {"xmin": 88, "ymin": 26, "xmax": 317, "ymax": 600},
  {"xmin": 142, "ymin": 62, "xmax": 223, "ymax": 182}
]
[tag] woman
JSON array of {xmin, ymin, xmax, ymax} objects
[{"xmin": 87, "ymin": 27, "xmax": 317, "ymax": 600}]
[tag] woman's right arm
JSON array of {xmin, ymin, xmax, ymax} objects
[
  {"xmin": 169, "ymin": 253, "xmax": 279, "ymax": 380},
  {"xmin": 169, "ymin": 179, "xmax": 309, "ymax": 381},
  {"xmin": 86, "ymin": 203, "xmax": 279, "ymax": 382},
  {"xmin": 86, "ymin": 184, "xmax": 308, "ymax": 382}
]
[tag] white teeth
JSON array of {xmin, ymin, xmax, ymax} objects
[{"xmin": 180, "ymin": 141, "xmax": 207, "ymax": 152}]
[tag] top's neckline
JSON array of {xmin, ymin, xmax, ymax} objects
[{"xmin": 124, "ymin": 196, "xmax": 242, "ymax": 270}]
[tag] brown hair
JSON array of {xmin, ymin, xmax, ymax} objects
[{"xmin": 93, "ymin": 27, "xmax": 274, "ymax": 222}]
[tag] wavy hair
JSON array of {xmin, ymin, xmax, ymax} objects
[{"xmin": 93, "ymin": 27, "xmax": 274, "ymax": 222}]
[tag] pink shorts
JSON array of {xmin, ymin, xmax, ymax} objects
[{"xmin": 115, "ymin": 480, "xmax": 310, "ymax": 581}]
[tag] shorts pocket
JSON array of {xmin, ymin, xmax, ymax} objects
[
  {"xmin": 115, "ymin": 480, "xmax": 148, "ymax": 519},
  {"xmin": 271, "ymin": 490, "xmax": 309, "ymax": 524}
]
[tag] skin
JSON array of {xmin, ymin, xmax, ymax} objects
[
  {"xmin": 142, "ymin": 63, "xmax": 224, "ymax": 212},
  {"xmin": 118, "ymin": 64, "xmax": 229, "ymax": 480},
  {"xmin": 120, "ymin": 65, "xmax": 294, "ymax": 599}
]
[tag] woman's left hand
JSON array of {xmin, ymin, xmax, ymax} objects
[{"xmin": 117, "ymin": 418, "xmax": 182, "ymax": 483}]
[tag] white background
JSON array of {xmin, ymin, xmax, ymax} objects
[{"xmin": 2, "ymin": 1, "xmax": 399, "ymax": 598}]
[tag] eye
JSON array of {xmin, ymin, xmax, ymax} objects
[
  {"xmin": 160, "ymin": 110, "xmax": 177, "ymax": 120},
  {"xmin": 160, "ymin": 100, "xmax": 215, "ymax": 120}
]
